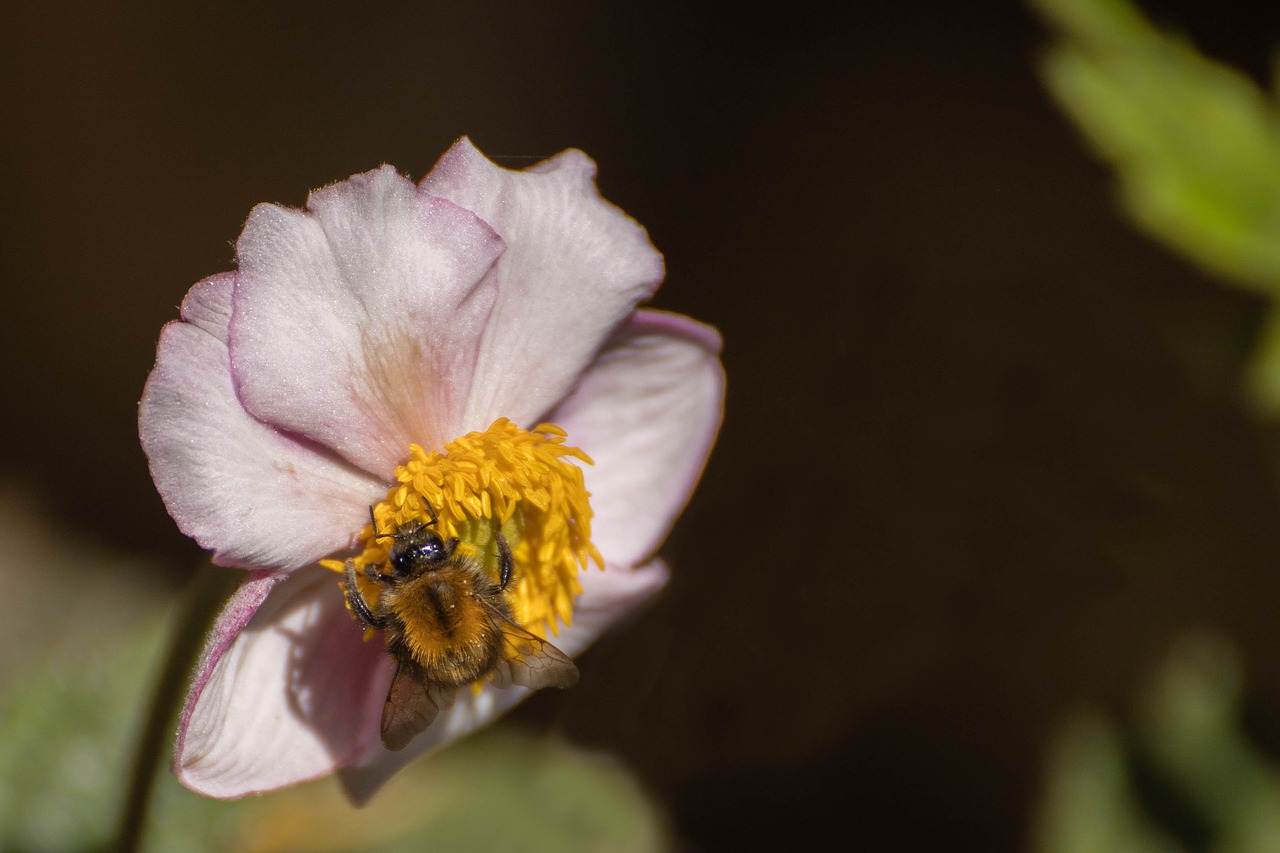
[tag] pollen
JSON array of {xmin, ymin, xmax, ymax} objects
[{"xmin": 321, "ymin": 418, "xmax": 602, "ymax": 637}]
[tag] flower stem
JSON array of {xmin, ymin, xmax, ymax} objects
[{"xmin": 114, "ymin": 559, "xmax": 237, "ymax": 853}]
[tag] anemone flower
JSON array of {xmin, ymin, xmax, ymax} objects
[{"xmin": 138, "ymin": 139, "xmax": 724, "ymax": 801}]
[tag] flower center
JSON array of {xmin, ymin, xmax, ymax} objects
[{"xmin": 322, "ymin": 418, "xmax": 602, "ymax": 637}]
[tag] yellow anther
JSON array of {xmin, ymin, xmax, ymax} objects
[{"xmin": 322, "ymin": 418, "xmax": 600, "ymax": 637}]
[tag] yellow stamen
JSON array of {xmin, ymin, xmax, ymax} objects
[{"xmin": 320, "ymin": 418, "xmax": 602, "ymax": 637}]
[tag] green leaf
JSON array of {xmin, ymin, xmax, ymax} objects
[
  {"xmin": 1032, "ymin": 713, "xmax": 1180, "ymax": 853},
  {"xmin": 1033, "ymin": 0, "xmax": 1280, "ymax": 294}
]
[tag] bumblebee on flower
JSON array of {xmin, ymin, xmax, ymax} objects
[
  {"xmin": 139, "ymin": 138, "xmax": 724, "ymax": 800},
  {"xmin": 330, "ymin": 420, "xmax": 590, "ymax": 752}
]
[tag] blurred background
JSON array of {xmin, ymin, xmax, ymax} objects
[{"xmin": 6, "ymin": 0, "xmax": 1280, "ymax": 850}]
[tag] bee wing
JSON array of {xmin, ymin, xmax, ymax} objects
[
  {"xmin": 486, "ymin": 610, "xmax": 580, "ymax": 691},
  {"xmin": 381, "ymin": 662, "xmax": 450, "ymax": 751}
]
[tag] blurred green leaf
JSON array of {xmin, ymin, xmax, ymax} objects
[
  {"xmin": 1136, "ymin": 634, "xmax": 1280, "ymax": 853},
  {"xmin": 0, "ymin": 615, "xmax": 161, "ymax": 851},
  {"xmin": 1244, "ymin": 306, "xmax": 1280, "ymax": 413},
  {"xmin": 1034, "ymin": 713, "xmax": 1182, "ymax": 853},
  {"xmin": 1034, "ymin": 633, "xmax": 1280, "ymax": 853},
  {"xmin": 1033, "ymin": 0, "xmax": 1280, "ymax": 294}
]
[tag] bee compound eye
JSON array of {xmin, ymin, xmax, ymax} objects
[
  {"xmin": 388, "ymin": 529, "xmax": 450, "ymax": 575},
  {"xmin": 414, "ymin": 541, "xmax": 444, "ymax": 563}
]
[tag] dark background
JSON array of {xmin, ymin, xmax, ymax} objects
[{"xmin": 5, "ymin": 1, "xmax": 1280, "ymax": 849}]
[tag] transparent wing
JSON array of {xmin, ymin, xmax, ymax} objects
[
  {"xmin": 485, "ymin": 609, "xmax": 580, "ymax": 691},
  {"xmin": 381, "ymin": 662, "xmax": 451, "ymax": 751}
]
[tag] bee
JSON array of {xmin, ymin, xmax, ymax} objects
[{"xmin": 344, "ymin": 503, "xmax": 579, "ymax": 750}]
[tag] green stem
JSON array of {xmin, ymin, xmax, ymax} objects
[{"xmin": 113, "ymin": 559, "xmax": 237, "ymax": 853}]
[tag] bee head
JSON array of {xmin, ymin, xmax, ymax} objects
[
  {"xmin": 370, "ymin": 505, "xmax": 458, "ymax": 579},
  {"xmin": 388, "ymin": 523, "xmax": 453, "ymax": 575}
]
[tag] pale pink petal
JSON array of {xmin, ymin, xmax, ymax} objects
[
  {"xmin": 176, "ymin": 567, "xmax": 392, "ymax": 798},
  {"xmin": 338, "ymin": 558, "xmax": 669, "ymax": 804},
  {"xmin": 179, "ymin": 273, "xmax": 234, "ymax": 342},
  {"xmin": 139, "ymin": 275, "xmax": 387, "ymax": 570},
  {"xmin": 549, "ymin": 310, "xmax": 725, "ymax": 567},
  {"xmin": 176, "ymin": 570, "xmax": 281, "ymax": 757},
  {"xmin": 229, "ymin": 166, "xmax": 504, "ymax": 478},
  {"xmin": 421, "ymin": 139, "xmax": 665, "ymax": 430}
]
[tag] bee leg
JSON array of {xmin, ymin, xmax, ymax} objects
[
  {"xmin": 364, "ymin": 562, "xmax": 396, "ymax": 585},
  {"xmin": 344, "ymin": 561, "xmax": 388, "ymax": 629},
  {"xmin": 496, "ymin": 532, "xmax": 514, "ymax": 591}
]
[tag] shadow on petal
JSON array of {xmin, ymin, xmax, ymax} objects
[
  {"xmin": 176, "ymin": 567, "xmax": 393, "ymax": 798},
  {"xmin": 275, "ymin": 570, "xmax": 395, "ymax": 768}
]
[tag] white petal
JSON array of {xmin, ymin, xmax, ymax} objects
[
  {"xmin": 175, "ymin": 568, "xmax": 393, "ymax": 798},
  {"xmin": 421, "ymin": 139, "xmax": 665, "ymax": 431},
  {"xmin": 229, "ymin": 165, "xmax": 504, "ymax": 478},
  {"xmin": 179, "ymin": 273, "xmax": 234, "ymax": 342},
  {"xmin": 549, "ymin": 310, "xmax": 725, "ymax": 566},
  {"xmin": 337, "ymin": 559, "xmax": 669, "ymax": 803},
  {"xmin": 139, "ymin": 274, "xmax": 387, "ymax": 570}
]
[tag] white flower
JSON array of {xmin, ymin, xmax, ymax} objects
[{"xmin": 139, "ymin": 139, "xmax": 724, "ymax": 800}]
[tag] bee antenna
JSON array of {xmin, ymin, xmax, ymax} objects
[
  {"xmin": 422, "ymin": 499, "xmax": 440, "ymax": 528},
  {"xmin": 369, "ymin": 507, "xmax": 393, "ymax": 541}
]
